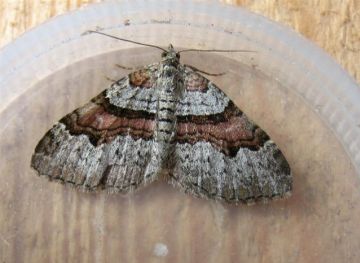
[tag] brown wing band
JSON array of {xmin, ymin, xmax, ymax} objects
[
  {"xmin": 184, "ymin": 71, "xmax": 209, "ymax": 92},
  {"xmin": 175, "ymin": 102, "xmax": 270, "ymax": 157},
  {"xmin": 60, "ymin": 92, "xmax": 156, "ymax": 146},
  {"xmin": 60, "ymin": 92, "xmax": 269, "ymax": 156},
  {"xmin": 129, "ymin": 69, "xmax": 156, "ymax": 88}
]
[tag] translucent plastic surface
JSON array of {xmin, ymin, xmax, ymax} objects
[{"xmin": 0, "ymin": 1, "xmax": 359, "ymax": 262}]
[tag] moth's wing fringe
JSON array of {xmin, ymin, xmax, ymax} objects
[
  {"xmin": 166, "ymin": 176, "xmax": 292, "ymax": 205},
  {"xmin": 32, "ymin": 169, "xmax": 145, "ymax": 195}
]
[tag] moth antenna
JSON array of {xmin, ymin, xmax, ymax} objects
[
  {"xmin": 178, "ymin": 48, "xmax": 256, "ymax": 53},
  {"xmin": 83, "ymin": 30, "xmax": 167, "ymax": 52}
]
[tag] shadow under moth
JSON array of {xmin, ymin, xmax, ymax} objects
[{"xmin": 31, "ymin": 31, "xmax": 292, "ymax": 204}]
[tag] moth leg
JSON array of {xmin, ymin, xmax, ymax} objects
[
  {"xmin": 184, "ymin": 64, "xmax": 226, "ymax": 76},
  {"xmin": 115, "ymin": 64, "xmax": 143, "ymax": 71},
  {"xmin": 105, "ymin": 76, "xmax": 117, "ymax": 82},
  {"xmin": 105, "ymin": 64, "xmax": 141, "ymax": 82}
]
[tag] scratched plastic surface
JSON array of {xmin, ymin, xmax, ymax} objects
[{"xmin": 0, "ymin": 1, "xmax": 359, "ymax": 262}]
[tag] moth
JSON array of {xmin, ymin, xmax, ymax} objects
[{"xmin": 31, "ymin": 31, "xmax": 292, "ymax": 204}]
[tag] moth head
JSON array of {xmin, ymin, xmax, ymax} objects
[{"xmin": 161, "ymin": 44, "xmax": 180, "ymax": 63}]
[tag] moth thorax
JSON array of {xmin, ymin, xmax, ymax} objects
[{"xmin": 161, "ymin": 64, "xmax": 178, "ymax": 75}]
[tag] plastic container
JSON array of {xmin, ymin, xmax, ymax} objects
[{"xmin": 0, "ymin": 1, "xmax": 359, "ymax": 262}]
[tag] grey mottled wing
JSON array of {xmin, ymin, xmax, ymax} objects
[
  {"xmin": 107, "ymin": 64, "xmax": 230, "ymax": 116},
  {"xmin": 31, "ymin": 64, "xmax": 160, "ymax": 193},
  {"xmin": 170, "ymin": 67, "xmax": 292, "ymax": 203}
]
